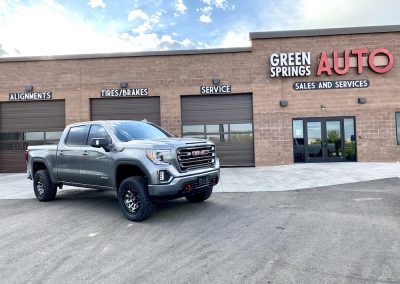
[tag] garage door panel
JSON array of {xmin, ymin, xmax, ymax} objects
[
  {"xmin": 0, "ymin": 101, "xmax": 65, "ymax": 132},
  {"xmin": 0, "ymin": 150, "xmax": 26, "ymax": 173},
  {"xmin": 181, "ymin": 94, "xmax": 254, "ymax": 167},
  {"xmin": 216, "ymin": 142, "xmax": 254, "ymax": 166},
  {"xmin": 181, "ymin": 94, "xmax": 252, "ymax": 125},
  {"xmin": 91, "ymin": 97, "xmax": 161, "ymax": 125},
  {"xmin": 0, "ymin": 100, "xmax": 65, "ymax": 173}
]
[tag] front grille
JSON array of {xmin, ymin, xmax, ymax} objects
[{"xmin": 177, "ymin": 145, "xmax": 215, "ymax": 171}]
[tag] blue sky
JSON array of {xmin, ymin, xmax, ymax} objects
[{"xmin": 0, "ymin": 0, "xmax": 399, "ymax": 57}]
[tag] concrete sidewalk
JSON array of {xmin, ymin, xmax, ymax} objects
[
  {"xmin": 1, "ymin": 162, "xmax": 400, "ymax": 199},
  {"xmin": 213, "ymin": 162, "xmax": 400, "ymax": 192}
]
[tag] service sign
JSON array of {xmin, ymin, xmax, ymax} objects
[
  {"xmin": 9, "ymin": 92, "xmax": 52, "ymax": 101},
  {"xmin": 100, "ymin": 88, "xmax": 148, "ymax": 97},
  {"xmin": 200, "ymin": 85, "xmax": 231, "ymax": 94}
]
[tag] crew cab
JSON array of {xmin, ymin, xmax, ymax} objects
[{"xmin": 27, "ymin": 120, "xmax": 220, "ymax": 221}]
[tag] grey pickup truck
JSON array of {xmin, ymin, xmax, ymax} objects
[{"xmin": 27, "ymin": 120, "xmax": 220, "ymax": 221}]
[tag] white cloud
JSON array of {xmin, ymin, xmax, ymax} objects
[
  {"xmin": 130, "ymin": 10, "xmax": 162, "ymax": 34},
  {"xmin": 199, "ymin": 14, "xmax": 212, "ymax": 23},
  {"xmin": 218, "ymin": 25, "xmax": 250, "ymax": 48},
  {"xmin": 258, "ymin": 0, "xmax": 400, "ymax": 31},
  {"xmin": 200, "ymin": 6, "xmax": 213, "ymax": 14},
  {"xmin": 198, "ymin": 0, "xmax": 231, "ymax": 24},
  {"xmin": 128, "ymin": 9, "xmax": 149, "ymax": 21},
  {"xmin": 199, "ymin": 6, "xmax": 213, "ymax": 23},
  {"xmin": 295, "ymin": 0, "xmax": 400, "ymax": 28},
  {"xmin": 0, "ymin": 0, "xmax": 194, "ymax": 57},
  {"xmin": 201, "ymin": 0, "xmax": 228, "ymax": 10},
  {"xmin": 173, "ymin": 0, "xmax": 187, "ymax": 14},
  {"xmin": 119, "ymin": 32, "xmax": 195, "ymax": 51},
  {"xmin": 88, "ymin": 0, "xmax": 105, "ymax": 9}
]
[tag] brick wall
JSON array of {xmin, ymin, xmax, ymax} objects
[{"xmin": 0, "ymin": 31, "xmax": 399, "ymax": 166}]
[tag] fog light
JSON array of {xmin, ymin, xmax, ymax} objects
[{"xmin": 158, "ymin": 170, "xmax": 171, "ymax": 183}]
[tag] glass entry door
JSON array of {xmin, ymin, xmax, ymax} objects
[
  {"xmin": 293, "ymin": 117, "xmax": 356, "ymax": 163},
  {"xmin": 306, "ymin": 121, "xmax": 323, "ymax": 161}
]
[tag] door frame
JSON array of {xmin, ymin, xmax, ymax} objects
[
  {"xmin": 304, "ymin": 118, "xmax": 345, "ymax": 163},
  {"xmin": 293, "ymin": 116, "xmax": 357, "ymax": 163}
]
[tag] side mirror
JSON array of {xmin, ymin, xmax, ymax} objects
[{"xmin": 90, "ymin": 138, "xmax": 111, "ymax": 152}]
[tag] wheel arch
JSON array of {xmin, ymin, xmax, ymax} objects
[
  {"xmin": 31, "ymin": 158, "xmax": 58, "ymax": 184},
  {"xmin": 114, "ymin": 161, "xmax": 151, "ymax": 191}
]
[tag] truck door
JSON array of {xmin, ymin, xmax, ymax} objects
[
  {"xmin": 80, "ymin": 124, "xmax": 113, "ymax": 188},
  {"xmin": 57, "ymin": 125, "xmax": 89, "ymax": 184}
]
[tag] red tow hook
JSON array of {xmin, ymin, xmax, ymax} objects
[{"xmin": 183, "ymin": 183, "xmax": 194, "ymax": 192}]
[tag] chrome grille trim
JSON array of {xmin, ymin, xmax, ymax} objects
[{"xmin": 177, "ymin": 145, "xmax": 215, "ymax": 171}]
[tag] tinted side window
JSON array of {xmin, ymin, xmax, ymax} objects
[
  {"xmin": 87, "ymin": 125, "xmax": 111, "ymax": 145},
  {"xmin": 65, "ymin": 125, "xmax": 88, "ymax": 146}
]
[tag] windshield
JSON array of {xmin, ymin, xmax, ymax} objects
[{"xmin": 107, "ymin": 121, "xmax": 170, "ymax": 142}]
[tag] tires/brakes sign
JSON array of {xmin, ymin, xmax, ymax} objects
[{"xmin": 100, "ymin": 88, "xmax": 149, "ymax": 97}]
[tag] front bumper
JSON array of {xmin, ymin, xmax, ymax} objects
[{"xmin": 148, "ymin": 168, "xmax": 220, "ymax": 197}]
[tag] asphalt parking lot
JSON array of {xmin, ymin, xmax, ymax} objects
[{"xmin": 1, "ymin": 178, "xmax": 400, "ymax": 283}]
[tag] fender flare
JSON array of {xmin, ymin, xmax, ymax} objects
[
  {"xmin": 114, "ymin": 160, "xmax": 152, "ymax": 190},
  {"xmin": 30, "ymin": 157, "xmax": 59, "ymax": 185}
]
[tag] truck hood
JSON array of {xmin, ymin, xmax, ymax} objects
[{"xmin": 121, "ymin": 137, "xmax": 212, "ymax": 149}]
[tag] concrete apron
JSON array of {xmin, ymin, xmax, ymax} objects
[
  {"xmin": 213, "ymin": 162, "xmax": 400, "ymax": 192},
  {"xmin": 1, "ymin": 162, "xmax": 400, "ymax": 199}
]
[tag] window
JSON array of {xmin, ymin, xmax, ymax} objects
[
  {"xmin": 25, "ymin": 132, "xmax": 44, "ymax": 141},
  {"xmin": 0, "ymin": 131, "xmax": 63, "ymax": 150},
  {"xmin": 65, "ymin": 125, "xmax": 88, "ymax": 146},
  {"xmin": 87, "ymin": 125, "xmax": 111, "ymax": 145},
  {"xmin": 397, "ymin": 113, "xmax": 400, "ymax": 144},
  {"xmin": 293, "ymin": 120, "xmax": 305, "ymax": 163},
  {"xmin": 107, "ymin": 121, "xmax": 169, "ymax": 142},
  {"xmin": 344, "ymin": 118, "xmax": 356, "ymax": 161},
  {"xmin": 45, "ymin": 131, "xmax": 63, "ymax": 140},
  {"xmin": 182, "ymin": 123, "xmax": 253, "ymax": 143}
]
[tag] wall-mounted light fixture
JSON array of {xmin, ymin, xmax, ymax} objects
[
  {"xmin": 25, "ymin": 85, "xmax": 33, "ymax": 92},
  {"xmin": 358, "ymin": 97, "xmax": 367, "ymax": 104},
  {"xmin": 120, "ymin": 82, "xmax": 128, "ymax": 88},
  {"xmin": 321, "ymin": 104, "xmax": 326, "ymax": 110},
  {"xmin": 212, "ymin": 79, "xmax": 220, "ymax": 85},
  {"xmin": 279, "ymin": 100, "xmax": 288, "ymax": 107}
]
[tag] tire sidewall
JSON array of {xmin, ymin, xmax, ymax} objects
[
  {"xmin": 33, "ymin": 170, "xmax": 57, "ymax": 201},
  {"xmin": 117, "ymin": 177, "xmax": 154, "ymax": 222}
]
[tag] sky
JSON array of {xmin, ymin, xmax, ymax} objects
[{"xmin": 0, "ymin": 0, "xmax": 399, "ymax": 57}]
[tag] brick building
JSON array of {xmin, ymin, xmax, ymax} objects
[{"xmin": 0, "ymin": 25, "xmax": 399, "ymax": 172}]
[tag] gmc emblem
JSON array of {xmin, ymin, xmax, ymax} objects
[{"xmin": 191, "ymin": 150, "xmax": 208, "ymax": 156}]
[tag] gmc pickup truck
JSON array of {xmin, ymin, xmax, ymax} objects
[{"xmin": 27, "ymin": 120, "xmax": 220, "ymax": 221}]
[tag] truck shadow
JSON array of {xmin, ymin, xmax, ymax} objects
[{"xmin": 51, "ymin": 189, "xmax": 226, "ymax": 222}]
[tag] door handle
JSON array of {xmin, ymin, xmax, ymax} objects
[
  {"xmin": 82, "ymin": 151, "xmax": 89, "ymax": 156},
  {"xmin": 58, "ymin": 150, "xmax": 64, "ymax": 156}
]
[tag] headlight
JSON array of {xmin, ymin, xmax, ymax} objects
[{"xmin": 146, "ymin": 149, "xmax": 171, "ymax": 165}]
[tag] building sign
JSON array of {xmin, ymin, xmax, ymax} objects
[
  {"xmin": 9, "ymin": 92, "xmax": 52, "ymax": 101},
  {"xmin": 200, "ymin": 85, "xmax": 231, "ymax": 94},
  {"xmin": 270, "ymin": 52, "xmax": 312, "ymax": 77},
  {"xmin": 100, "ymin": 88, "xmax": 148, "ymax": 97},
  {"xmin": 269, "ymin": 48, "xmax": 394, "ymax": 78},
  {"xmin": 293, "ymin": 79, "xmax": 370, "ymax": 91}
]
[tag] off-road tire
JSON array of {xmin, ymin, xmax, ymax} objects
[
  {"xmin": 117, "ymin": 176, "xmax": 155, "ymax": 222},
  {"xmin": 33, "ymin": 170, "xmax": 57, "ymax": 201},
  {"xmin": 185, "ymin": 186, "xmax": 213, "ymax": 203}
]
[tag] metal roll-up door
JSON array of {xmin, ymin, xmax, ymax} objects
[
  {"xmin": 181, "ymin": 94, "xmax": 254, "ymax": 167},
  {"xmin": 91, "ymin": 97, "xmax": 161, "ymax": 125},
  {"xmin": 0, "ymin": 100, "xmax": 65, "ymax": 173}
]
